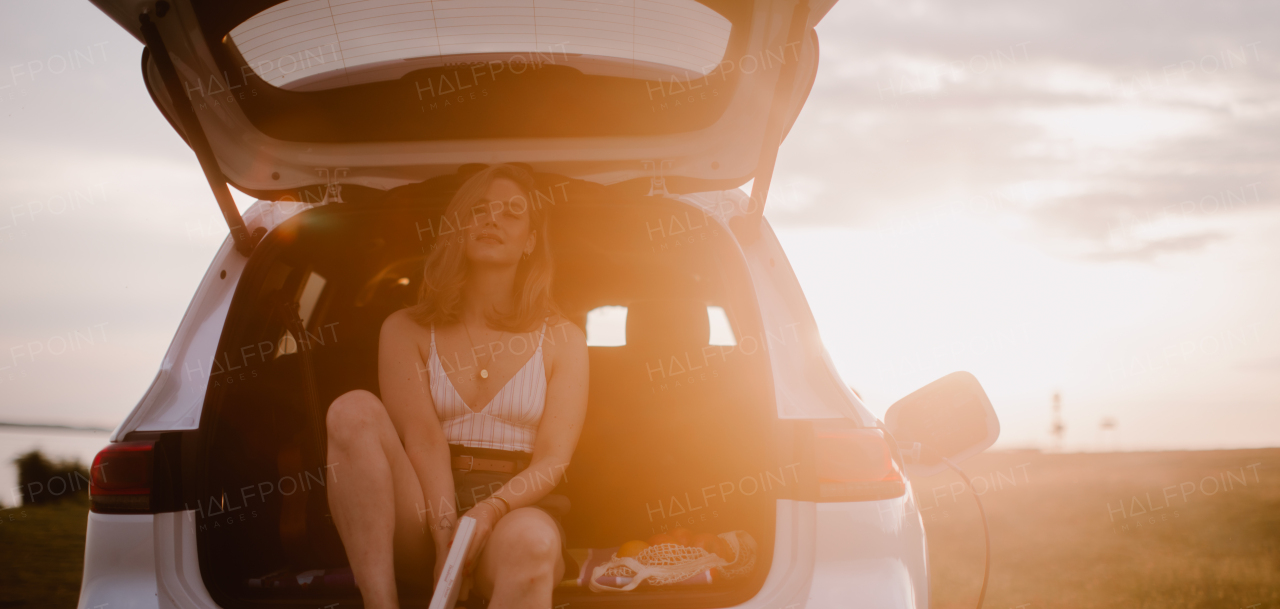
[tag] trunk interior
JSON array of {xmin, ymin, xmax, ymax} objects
[{"xmin": 192, "ymin": 174, "xmax": 798, "ymax": 608}]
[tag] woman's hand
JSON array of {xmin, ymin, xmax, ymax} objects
[{"xmin": 452, "ymin": 499, "xmax": 504, "ymax": 577}]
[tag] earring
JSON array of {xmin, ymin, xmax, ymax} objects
[{"xmin": 522, "ymin": 251, "xmax": 531, "ymax": 261}]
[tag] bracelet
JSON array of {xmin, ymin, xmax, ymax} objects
[
  {"xmin": 476, "ymin": 498, "xmax": 501, "ymax": 520},
  {"xmin": 489, "ymin": 495, "xmax": 512, "ymax": 516},
  {"xmin": 480, "ymin": 496, "xmax": 510, "ymax": 519}
]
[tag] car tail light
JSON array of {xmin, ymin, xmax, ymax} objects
[
  {"xmin": 90, "ymin": 440, "xmax": 155, "ymax": 513},
  {"xmin": 814, "ymin": 427, "xmax": 906, "ymax": 502}
]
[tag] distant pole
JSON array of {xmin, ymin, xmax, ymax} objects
[
  {"xmin": 1099, "ymin": 417, "xmax": 1118, "ymax": 452},
  {"xmin": 1050, "ymin": 391, "xmax": 1065, "ymax": 452}
]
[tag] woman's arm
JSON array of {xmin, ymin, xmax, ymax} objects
[
  {"xmin": 377, "ymin": 309, "xmax": 458, "ymax": 551},
  {"xmin": 459, "ymin": 317, "xmax": 589, "ymax": 567},
  {"xmin": 497, "ymin": 317, "xmax": 589, "ymax": 508}
]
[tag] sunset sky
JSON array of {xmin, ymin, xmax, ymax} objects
[{"xmin": 1, "ymin": 0, "xmax": 1277, "ymax": 494}]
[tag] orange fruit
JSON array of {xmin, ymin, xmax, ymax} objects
[
  {"xmin": 671, "ymin": 527, "xmax": 695, "ymax": 546},
  {"xmin": 617, "ymin": 540, "xmax": 649, "ymax": 557},
  {"xmin": 647, "ymin": 533, "xmax": 677, "ymax": 546},
  {"xmin": 692, "ymin": 533, "xmax": 728, "ymax": 559}
]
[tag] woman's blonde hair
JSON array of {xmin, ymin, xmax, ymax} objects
[{"xmin": 406, "ymin": 164, "xmax": 561, "ymax": 332}]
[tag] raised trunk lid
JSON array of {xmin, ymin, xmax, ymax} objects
[{"xmin": 90, "ymin": 0, "xmax": 836, "ymax": 201}]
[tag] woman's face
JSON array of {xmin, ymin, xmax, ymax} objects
[{"xmin": 464, "ymin": 177, "xmax": 535, "ymax": 268}]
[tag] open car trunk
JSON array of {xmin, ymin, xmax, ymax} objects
[
  {"xmin": 87, "ymin": 0, "xmax": 836, "ymax": 256},
  {"xmin": 192, "ymin": 174, "xmax": 804, "ymax": 608},
  {"xmin": 90, "ymin": 0, "xmax": 834, "ymax": 195}
]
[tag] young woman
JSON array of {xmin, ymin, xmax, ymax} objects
[{"xmin": 324, "ymin": 164, "xmax": 589, "ymax": 609}]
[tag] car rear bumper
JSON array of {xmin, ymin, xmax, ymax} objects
[
  {"xmin": 79, "ymin": 511, "xmax": 220, "ymax": 609},
  {"xmin": 79, "ymin": 512, "xmax": 158, "ymax": 609},
  {"xmin": 78, "ymin": 497, "xmax": 926, "ymax": 609},
  {"xmin": 804, "ymin": 495, "xmax": 929, "ymax": 608}
]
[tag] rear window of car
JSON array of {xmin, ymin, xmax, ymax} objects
[
  {"xmin": 229, "ymin": 0, "xmax": 733, "ymax": 91},
  {"xmin": 584, "ymin": 304, "xmax": 737, "ymax": 346}
]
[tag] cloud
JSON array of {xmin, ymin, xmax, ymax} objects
[
  {"xmin": 1081, "ymin": 231, "xmax": 1227, "ymax": 262},
  {"xmin": 767, "ymin": 0, "xmax": 1280, "ymax": 263}
]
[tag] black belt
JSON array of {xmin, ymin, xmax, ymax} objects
[{"xmin": 448, "ymin": 444, "xmax": 531, "ymax": 474}]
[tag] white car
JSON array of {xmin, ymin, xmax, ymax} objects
[{"xmin": 79, "ymin": 0, "xmax": 1000, "ymax": 608}]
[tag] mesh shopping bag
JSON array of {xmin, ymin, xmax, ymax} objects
[
  {"xmin": 716, "ymin": 530, "xmax": 758, "ymax": 579},
  {"xmin": 588, "ymin": 530, "xmax": 758, "ymax": 592}
]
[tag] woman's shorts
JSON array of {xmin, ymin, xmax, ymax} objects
[{"xmin": 450, "ymin": 453, "xmax": 578, "ymax": 581}]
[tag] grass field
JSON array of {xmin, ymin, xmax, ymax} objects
[
  {"xmin": 0, "ymin": 497, "xmax": 87, "ymax": 608},
  {"xmin": 1, "ymin": 449, "xmax": 1276, "ymax": 608},
  {"xmin": 920, "ymin": 449, "xmax": 1280, "ymax": 609}
]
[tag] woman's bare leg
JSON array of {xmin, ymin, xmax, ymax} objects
[
  {"xmin": 326, "ymin": 389, "xmax": 433, "ymax": 609},
  {"xmin": 472, "ymin": 507, "xmax": 566, "ymax": 609}
]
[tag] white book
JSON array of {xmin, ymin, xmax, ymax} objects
[{"xmin": 429, "ymin": 515, "xmax": 477, "ymax": 609}]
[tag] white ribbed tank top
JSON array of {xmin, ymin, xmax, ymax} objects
[{"xmin": 427, "ymin": 321, "xmax": 548, "ymax": 454}]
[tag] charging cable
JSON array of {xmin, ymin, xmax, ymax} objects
[{"xmin": 940, "ymin": 457, "xmax": 990, "ymax": 609}]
